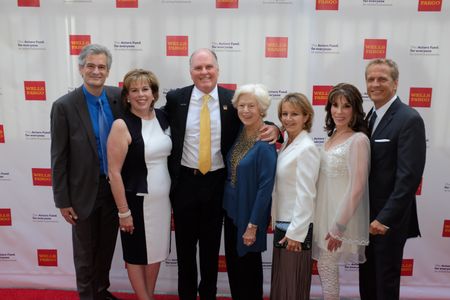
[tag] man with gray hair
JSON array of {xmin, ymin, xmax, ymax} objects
[{"xmin": 51, "ymin": 44, "xmax": 122, "ymax": 300}]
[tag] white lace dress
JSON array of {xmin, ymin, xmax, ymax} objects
[{"xmin": 312, "ymin": 132, "xmax": 370, "ymax": 263}]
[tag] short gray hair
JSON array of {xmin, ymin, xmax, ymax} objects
[
  {"xmin": 189, "ymin": 48, "xmax": 218, "ymax": 68},
  {"xmin": 365, "ymin": 58, "xmax": 399, "ymax": 81},
  {"xmin": 232, "ymin": 84, "xmax": 271, "ymax": 117},
  {"xmin": 78, "ymin": 44, "xmax": 112, "ymax": 70}
]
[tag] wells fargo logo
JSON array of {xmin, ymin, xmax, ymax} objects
[
  {"xmin": 316, "ymin": 0, "xmax": 339, "ymax": 10},
  {"xmin": 69, "ymin": 35, "xmax": 91, "ymax": 55},
  {"xmin": 166, "ymin": 36, "xmax": 188, "ymax": 56},
  {"xmin": 0, "ymin": 124, "xmax": 4, "ymax": 143},
  {"xmin": 18, "ymin": 0, "xmax": 40, "ymax": 7},
  {"xmin": 116, "ymin": 0, "xmax": 138, "ymax": 8},
  {"xmin": 118, "ymin": 82, "xmax": 124, "ymax": 88},
  {"xmin": 363, "ymin": 39, "xmax": 387, "ymax": 59},
  {"xmin": 0, "ymin": 209, "xmax": 12, "ymax": 226},
  {"xmin": 24, "ymin": 81, "xmax": 46, "ymax": 101},
  {"xmin": 216, "ymin": 0, "xmax": 238, "ymax": 8},
  {"xmin": 218, "ymin": 255, "xmax": 227, "ymax": 272},
  {"xmin": 416, "ymin": 177, "xmax": 423, "ymax": 195},
  {"xmin": 401, "ymin": 259, "xmax": 414, "ymax": 276},
  {"xmin": 409, "ymin": 87, "xmax": 432, "ymax": 108},
  {"xmin": 312, "ymin": 259, "xmax": 319, "ymax": 275},
  {"xmin": 265, "ymin": 37, "xmax": 288, "ymax": 58},
  {"xmin": 442, "ymin": 220, "xmax": 450, "ymax": 237},
  {"xmin": 312, "ymin": 85, "xmax": 333, "ymax": 105},
  {"xmin": 37, "ymin": 249, "xmax": 58, "ymax": 267},
  {"xmin": 171, "ymin": 212, "xmax": 175, "ymax": 231},
  {"xmin": 218, "ymin": 83, "xmax": 237, "ymax": 91},
  {"xmin": 267, "ymin": 221, "xmax": 274, "ymax": 234},
  {"xmin": 418, "ymin": 0, "xmax": 442, "ymax": 11},
  {"xmin": 32, "ymin": 168, "xmax": 52, "ymax": 186}
]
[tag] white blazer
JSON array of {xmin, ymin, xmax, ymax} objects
[{"xmin": 272, "ymin": 130, "xmax": 320, "ymax": 242}]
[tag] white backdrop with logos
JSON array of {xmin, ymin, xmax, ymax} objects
[{"xmin": 0, "ymin": 0, "xmax": 450, "ymax": 298}]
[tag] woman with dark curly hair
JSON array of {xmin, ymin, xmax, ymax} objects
[{"xmin": 312, "ymin": 83, "xmax": 370, "ymax": 300}]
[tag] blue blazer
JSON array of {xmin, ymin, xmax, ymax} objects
[{"xmin": 223, "ymin": 135, "xmax": 277, "ymax": 257}]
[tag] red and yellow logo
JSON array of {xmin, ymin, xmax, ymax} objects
[
  {"xmin": 116, "ymin": 0, "xmax": 138, "ymax": 8},
  {"xmin": 37, "ymin": 249, "xmax": 58, "ymax": 267},
  {"xmin": 418, "ymin": 0, "xmax": 442, "ymax": 11},
  {"xmin": 265, "ymin": 37, "xmax": 288, "ymax": 58},
  {"xmin": 218, "ymin": 83, "xmax": 237, "ymax": 91},
  {"xmin": 32, "ymin": 168, "xmax": 52, "ymax": 186},
  {"xmin": 363, "ymin": 39, "xmax": 387, "ymax": 59},
  {"xmin": 69, "ymin": 35, "xmax": 91, "ymax": 55},
  {"xmin": 401, "ymin": 259, "xmax": 414, "ymax": 276},
  {"xmin": 409, "ymin": 87, "xmax": 432, "ymax": 108},
  {"xmin": 166, "ymin": 36, "xmax": 189, "ymax": 56},
  {"xmin": 24, "ymin": 81, "xmax": 46, "ymax": 101},
  {"xmin": 216, "ymin": 0, "xmax": 238, "ymax": 8},
  {"xmin": 416, "ymin": 177, "xmax": 423, "ymax": 195},
  {"xmin": 312, "ymin": 85, "xmax": 333, "ymax": 105},
  {"xmin": 18, "ymin": 0, "xmax": 40, "ymax": 7},
  {"xmin": 218, "ymin": 255, "xmax": 227, "ymax": 272},
  {"xmin": 0, "ymin": 209, "xmax": 12, "ymax": 226},
  {"xmin": 316, "ymin": 0, "xmax": 339, "ymax": 10},
  {"xmin": 171, "ymin": 212, "xmax": 175, "ymax": 231},
  {"xmin": 0, "ymin": 124, "xmax": 5, "ymax": 143},
  {"xmin": 312, "ymin": 259, "xmax": 319, "ymax": 275},
  {"xmin": 118, "ymin": 82, "xmax": 124, "ymax": 88},
  {"xmin": 442, "ymin": 220, "xmax": 450, "ymax": 237}
]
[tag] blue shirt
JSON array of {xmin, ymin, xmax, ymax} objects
[{"xmin": 82, "ymin": 85, "xmax": 114, "ymax": 175}]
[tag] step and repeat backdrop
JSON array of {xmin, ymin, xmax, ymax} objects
[{"xmin": 1, "ymin": 0, "xmax": 450, "ymax": 298}]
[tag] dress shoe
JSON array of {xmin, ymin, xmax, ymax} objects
[{"xmin": 105, "ymin": 290, "xmax": 120, "ymax": 300}]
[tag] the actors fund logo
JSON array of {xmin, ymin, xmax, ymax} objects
[
  {"xmin": 265, "ymin": 37, "xmax": 288, "ymax": 58},
  {"xmin": 363, "ymin": 39, "xmax": 387, "ymax": 59},
  {"xmin": 166, "ymin": 36, "xmax": 188, "ymax": 56},
  {"xmin": 116, "ymin": 0, "xmax": 138, "ymax": 8},
  {"xmin": 37, "ymin": 249, "xmax": 58, "ymax": 267},
  {"xmin": 69, "ymin": 35, "xmax": 91, "ymax": 55},
  {"xmin": 409, "ymin": 87, "xmax": 432, "ymax": 108},
  {"xmin": 312, "ymin": 85, "xmax": 333, "ymax": 105},
  {"xmin": 24, "ymin": 81, "xmax": 46, "ymax": 101},
  {"xmin": 418, "ymin": 0, "xmax": 442, "ymax": 11}
]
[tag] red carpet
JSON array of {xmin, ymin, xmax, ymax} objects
[{"xmin": 0, "ymin": 289, "xmax": 241, "ymax": 300}]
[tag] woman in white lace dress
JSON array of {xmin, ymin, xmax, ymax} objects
[{"xmin": 312, "ymin": 83, "xmax": 370, "ymax": 300}]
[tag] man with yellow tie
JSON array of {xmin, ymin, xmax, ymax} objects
[{"xmin": 165, "ymin": 48, "xmax": 279, "ymax": 300}]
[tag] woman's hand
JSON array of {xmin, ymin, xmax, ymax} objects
[
  {"xmin": 280, "ymin": 236, "xmax": 302, "ymax": 252},
  {"xmin": 325, "ymin": 232, "xmax": 342, "ymax": 252},
  {"xmin": 242, "ymin": 226, "xmax": 257, "ymax": 246},
  {"xmin": 119, "ymin": 215, "xmax": 134, "ymax": 235}
]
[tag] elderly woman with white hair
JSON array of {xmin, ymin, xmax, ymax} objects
[{"xmin": 222, "ymin": 83, "xmax": 277, "ymax": 300}]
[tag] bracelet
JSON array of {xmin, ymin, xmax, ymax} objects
[{"xmin": 118, "ymin": 210, "xmax": 131, "ymax": 219}]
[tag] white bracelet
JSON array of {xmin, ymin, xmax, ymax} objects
[{"xmin": 118, "ymin": 210, "xmax": 131, "ymax": 219}]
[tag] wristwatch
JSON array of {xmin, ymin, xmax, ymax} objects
[{"xmin": 247, "ymin": 223, "xmax": 258, "ymax": 229}]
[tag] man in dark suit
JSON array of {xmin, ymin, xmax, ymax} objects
[
  {"xmin": 165, "ymin": 48, "xmax": 278, "ymax": 300},
  {"xmin": 51, "ymin": 44, "xmax": 122, "ymax": 300},
  {"xmin": 359, "ymin": 58, "xmax": 426, "ymax": 300}
]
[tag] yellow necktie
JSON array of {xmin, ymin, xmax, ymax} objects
[{"xmin": 198, "ymin": 94, "xmax": 211, "ymax": 174}]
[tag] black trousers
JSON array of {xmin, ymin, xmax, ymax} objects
[
  {"xmin": 224, "ymin": 214, "xmax": 263, "ymax": 300},
  {"xmin": 359, "ymin": 228, "xmax": 408, "ymax": 300},
  {"xmin": 172, "ymin": 167, "xmax": 226, "ymax": 300},
  {"xmin": 72, "ymin": 177, "xmax": 119, "ymax": 300}
]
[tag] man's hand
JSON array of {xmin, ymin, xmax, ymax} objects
[
  {"xmin": 259, "ymin": 124, "xmax": 280, "ymax": 144},
  {"xmin": 60, "ymin": 207, "xmax": 78, "ymax": 225},
  {"xmin": 369, "ymin": 219, "xmax": 388, "ymax": 235}
]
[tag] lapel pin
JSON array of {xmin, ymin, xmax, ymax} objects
[{"xmin": 223, "ymin": 105, "xmax": 228, "ymax": 111}]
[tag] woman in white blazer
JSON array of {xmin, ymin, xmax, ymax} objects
[{"xmin": 270, "ymin": 93, "xmax": 320, "ymax": 300}]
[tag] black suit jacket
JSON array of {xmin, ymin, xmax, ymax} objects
[
  {"xmin": 368, "ymin": 97, "xmax": 426, "ymax": 238},
  {"xmin": 165, "ymin": 85, "xmax": 240, "ymax": 189},
  {"xmin": 50, "ymin": 85, "xmax": 123, "ymax": 220}
]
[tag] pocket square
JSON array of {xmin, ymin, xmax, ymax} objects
[{"xmin": 374, "ymin": 139, "xmax": 390, "ymax": 142}]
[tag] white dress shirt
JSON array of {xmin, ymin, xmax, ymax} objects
[
  {"xmin": 371, "ymin": 95, "xmax": 397, "ymax": 133},
  {"xmin": 181, "ymin": 85, "xmax": 224, "ymax": 171}
]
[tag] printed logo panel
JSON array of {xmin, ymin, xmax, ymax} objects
[
  {"xmin": 409, "ymin": 87, "xmax": 432, "ymax": 108},
  {"xmin": 218, "ymin": 83, "xmax": 237, "ymax": 91},
  {"xmin": 24, "ymin": 81, "xmax": 46, "ymax": 101},
  {"xmin": 316, "ymin": 0, "xmax": 339, "ymax": 10},
  {"xmin": 37, "ymin": 249, "xmax": 58, "ymax": 267},
  {"xmin": 216, "ymin": 0, "xmax": 238, "ymax": 8},
  {"xmin": 32, "ymin": 168, "xmax": 52, "ymax": 186},
  {"xmin": 312, "ymin": 85, "xmax": 333, "ymax": 105},
  {"xmin": 69, "ymin": 35, "xmax": 91, "ymax": 55},
  {"xmin": 265, "ymin": 37, "xmax": 288, "ymax": 58},
  {"xmin": 18, "ymin": 0, "xmax": 40, "ymax": 7},
  {"xmin": 401, "ymin": 259, "xmax": 414, "ymax": 276},
  {"xmin": 442, "ymin": 220, "xmax": 450, "ymax": 237},
  {"xmin": 418, "ymin": 0, "xmax": 442, "ymax": 11},
  {"xmin": 116, "ymin": 0, "xmax": 138, "ymax": 8},
  {"xmin": 0, "ymin": 125, "xmax": 4, "ymax": 143},
  {"xmin": 0, "ymin": 209, "xmax": 12, "ymax": 226},
  {"xmin": 166, "ymin": 36, "xmax": 189, "ymax": 56},
  {"xmin": 218, "ymin": 255, "xmax": 227, "ymax": 272},
  {"xmin": 363, "ymin": 39, "xmax": 387, "ymax": 59}
]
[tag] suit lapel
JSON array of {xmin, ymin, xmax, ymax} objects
[
  {"xmin": 73, "ymin": 86, "xmax": 98, "ymax": 153},
  {"xmin": 218, "ymin": 87, "xmax": 231, "ymax": 143},
  {"xmin": 178, "ymin": 86, "xmax": 193, "ymax": 142},
  {"xmin": 372, "ymin": 97, "xmax": 400, "ymax": 139}
]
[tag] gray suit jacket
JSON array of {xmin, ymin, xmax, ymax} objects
[{"xmin": 50, "ymin": 85, "xmax": 122, "ymax": 220}]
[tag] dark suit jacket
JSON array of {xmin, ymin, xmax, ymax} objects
[
  {"xmin": 368, "ymin": 97, "xmax": 426, "ymax": 238},
  {"xmin": 165, "ymin": 85, "xmax": 240, "ymax": 189},
  {"xmin": 50, "ymin": 85, "xmax": 122, "ymax": 220}
]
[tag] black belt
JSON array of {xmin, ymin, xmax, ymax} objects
[{"xmin": 180, "ymin": 166, "xmax": 224, "ymax": 176}]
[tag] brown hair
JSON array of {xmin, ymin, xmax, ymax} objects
[
  {"xmin": 121, "ymin": 69, "xmax": 159, "ymax": 110},
  {"xmin": 278, "ymin": 92, "xmax": 314, "ymax": 132}
]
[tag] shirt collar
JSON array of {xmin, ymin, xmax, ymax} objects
[
  {"xmin": 192, "ymin": 85, "xmax": 219, "ymax": 102},
  {"xmin": 372, "ymin": 94, "xmax": 397, "ymax": 116},
  {"xmin": 82, "ymin": 85, "xmax": 107, "ymax": 105}
]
